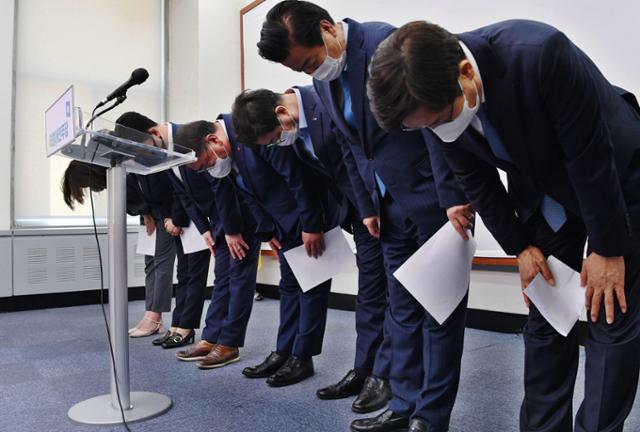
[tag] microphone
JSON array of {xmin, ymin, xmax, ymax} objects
[{"xmin": 97, "ymin": 68, "xmax": 149, "ymax": 107}]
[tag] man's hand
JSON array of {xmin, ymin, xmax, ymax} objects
[
  {"xmin": 268, "ymin": 236, "xmax": 282, "ymax": 255},
  {"xmin": 362, "ymin": 216, "xmax": 381, "ymax": 239},
  {"xmin": 226, "ymin": 233, "xmax": 249, "ymax": 260},
  {"xmin": 582, "ymin": 252, "xmax": 626, "ymax": 324},
  {"xmin": 164, "ymin": 218, "xmax": 183, "ymax": 237},
  {"xmin": 143, "ymin": 214, "xmax": 156, "ymax": 235},
  {"xmin": 302, "ymin": 231, "xmax": 325, "ymax": 258},
  {"xmin": 516, "ymin": 245, "xmax": 555, "ymax": 307},
  {"xmin": 446, "ymin": 204, "xmax": 474, "ymax": 240},
  {"xmin": 202, "ymin": 230, "xmax": 216, "ymax": 256}
]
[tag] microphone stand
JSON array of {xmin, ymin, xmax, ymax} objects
[{"xmin": 86, "ymin": 95, "xmax": 127, "ymax": 130}]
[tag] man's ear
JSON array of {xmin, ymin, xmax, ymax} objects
[
  {"xmin": 147, "ymin": 126, "xmax": 161, "ymax": 137},
  {"xmin": 458, "ymin": 59, "xmax": 475, "ymax": 80},
  {"xmin": 319, "ymin": 19, "xmax": 337, "ymax": 37},
  {"xmin": 274, "ymin": 105, "xmax": 288, "ymax": 118},
  {"xmin": 206, "ymin": 133, "xmax": 222, "ymax": 146}
]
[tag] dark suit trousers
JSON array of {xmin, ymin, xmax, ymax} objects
[
  {"xmin": 170, "ymin": 240, "xmax": 210, "ymax": 329},
  {"xmin": 201, "ymin": 233, "xmax": 260, "ymax": 347},
  {"xmin": 380, "ymin": 196, "xmax": 467, "ymax": 431},
  {"xmin": 144, "ymin": 220, "xmax": 176, "ymax": 313},
  {"xmin": 276, "ymin": 239, "xmax": 331, "ymax": 358},
  {"xmin": 352, "ymin": 216, "xmax": 391, "ymax": 379},
  {"xmin": 519, "ymin": 211, "xmax": 640, "ymax": 432}
]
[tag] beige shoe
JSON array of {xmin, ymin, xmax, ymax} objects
[{"xmin": 129, "ymin": 317, "xmax": 163, "ymax": 338}]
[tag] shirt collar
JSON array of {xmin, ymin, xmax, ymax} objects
[
  {"xmin": 217, "ymin": 118, "xmax": 228, "ymax": 136},
  {"xmin": 292, "ymin": 88, "xmax": 308, "ymax": 131},
  {"xmin": 342, "ymin": 21, "xmax": 349, "ymax": 72},
  {"xmin": 459, "ymin": 41, "xmax": 485, "ymax": 103},
  {"xmin": 342, "ymin": 21, "xmax": 349, "ymax": 47}
]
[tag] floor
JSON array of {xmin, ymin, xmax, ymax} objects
[{"xmin": 1, "ymin": 298, "xmax": 640, "ymax": 432}]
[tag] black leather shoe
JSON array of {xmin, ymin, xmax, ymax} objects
[
  {"xmin": 161, "ymin": 329, "xmax": 195, "ymax": 349},
  {"xmin": 352, "ymin": 376, "xmax": 392, "ymax": 413},
  {"xmin": 152, "ymin": 330, "xmax": 174, "ymax": 346},
  {"xmin": 350, "ymin": 409, "xmax": 409, "ymax": 432},
  {"xmin": 242, "ymin": 351, "xmax": 288, "ymax": 378},
  {"xmin": 408, "ymin": 418, "xmax": 430, "ymax": 432},
  {"xmin": 266, "ymin": 356, "xmax": 314, "ymax": 387},
  {"xmin": 316, "ymin": 369, "xmax": 366, "ymax": 400}
]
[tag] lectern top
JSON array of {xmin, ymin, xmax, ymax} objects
[{"xmin": 45, "ymin": 86, "xmax": 196, "ymax": 175}]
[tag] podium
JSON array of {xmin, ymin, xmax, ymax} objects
[{"xmin": 45, "ymin": 86, "xmax": 196, "ymax": 425}]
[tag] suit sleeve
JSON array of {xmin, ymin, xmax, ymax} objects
[
  {"xmin": 539, "ymin": 32, "xmax": 634, "ymax": 256},
  {"xmin": 169, "ymin": 175, "xmax": 209, "ymax": 234},
  {"xmin": 126, "ymin": 175, "xmax": 151, "ymax": 216},
  {"xmin": 239, "ymin": 190, "xmax": 276, "ymax": 241},
  {"xmin": 170, "ymin": 191, "xmax": 191, "ymax": 227},
  {"xmin": 335, "ymin": 128, "xmax": 377, "ymax": 219},
  {"xmin": 261, "ymin": 146, "xmax": 325, "ymax": 233},
  {"xmin": 209, "ymin": 176, "xmax": 245, "ymax": 236},
  {"xmin": 438, "ymin": 133, "xmax": 531, "ymax": 255},
  {"xmin": 422, "ymin": 130, "xmax": 469, "ymax": 208}
]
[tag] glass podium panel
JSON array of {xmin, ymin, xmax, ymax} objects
[{"xmin": 50, "ymin": 110, "xmax": 196, "ymax": 175}]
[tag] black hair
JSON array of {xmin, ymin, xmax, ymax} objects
[
  {"xmin": 113, "ymin": 111, "xmax": 158, "ymax": 142},
  {"xmin": 367, "ymin": 21, "xmax": 464, "ymax": 131},
  {"xmin": 61, "ymin": 160, "xmax": 108, "ymax": 210},
  {"xmin": 258, "ymin": 0, "xmax": 334, "ymax": 63},
  {"xmin": 172, "ymin": 120, "xmax": 217, "ymax": 157},
  {"xmin": 231, "ymin": 89, "xmax": 282, "ymax": 145}
]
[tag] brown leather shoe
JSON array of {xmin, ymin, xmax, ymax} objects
[
  {"xmin": 197, "ymin": 344, "xmax": 240, "ymax": 369},
  {"xmin": 176, "ymin": 340, "xmax": 215, "ymax": 362}
]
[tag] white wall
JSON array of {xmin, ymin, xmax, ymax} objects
[
  {"xmin": 0, "ymin": 0, "xmax": 14, "ymax": 231},
  {"xmin": 167, "ymin": 0, "xmax": 245, "ymax": 123}
]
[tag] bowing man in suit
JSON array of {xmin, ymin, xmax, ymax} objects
[
  {"xmin": 367, "ymin": 20, "xmax": 640, "ymax": 432},
  {"xmin": 177, "ymin": 115, "xmax": 343, "ymax": 387},
  {"xmin": 117, "ymin": 113, "xmax": 261, "ymax": 367},
  {"xmin": 231, "ymin": 85, "xmax": 392, "ymax": 414},
  {"xmin": 115, "ymin": 113, "xmax": 211, "ymax": 348},
  {"xmin": 170, "ymin": 128, "xmax": 262, "ymax": 370},
  {"xmin": 258, "ymin": 3, "xmax": 473, "ymax": 432}
]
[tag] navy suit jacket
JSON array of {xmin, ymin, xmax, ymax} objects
[
  {"xmin": 293, "ymin": 85, "xmax": 372, "ymax": 221},
  {"xmin": 130, "ymin": 171, "xmax": 181, "ymax": 223},
  {"xmin": 313, "ymin": 19, "xmax": 467, "ymax": 236},
  {"xmin": 220, "ymin": 114, "xmax": 341, "ymax": 244},
  {"xmin": 167, "ymin": 166, "xmax": 225, "ymax": 236},
  {"xmin": 430, "ymin": 20, "xmax": 640, "ymax": 256}
]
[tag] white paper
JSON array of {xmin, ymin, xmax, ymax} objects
[
  {"xmin": 135, "ymin": 226, "xmax": 156, "ymax": 256},
  {"xmin": 180, "ymin": 222, "xmax": 209, "ymax": 254},
  {"xmin": 393, "ymin": 223, "xmax": 476, "ymax": 325},
  {"xmin": 283, "ymin": 226, "xmax": 356, "ymax": 292},
  {"xmin": 523, "ymin": 255, "xmax": 584, "ymax": 337}
]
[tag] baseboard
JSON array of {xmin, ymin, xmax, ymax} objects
[
  {"xmin": 256, "ymin": 285, "xmax": 589, "ymax": 341},
  {"xmin": 0, "ymin": 284, "xmax": 587, "ymax": 342},
  {"xmin": 0, "ymin": 286, "xmax": 214, "ymax": 313}
]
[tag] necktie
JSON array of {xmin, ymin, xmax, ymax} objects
[
  {"xmin": 476, "ymin": 106, "xmax": 566, "ymax": 232},
  {"xmin": 341, "ymin": 71, "xmax": 387, "ymax": 197},
  {"xmin": 340, "ymin": 71, "xmax": 356, "ymax": 130},
  {"xmin": 299, "ymin": 130, "xmax": 318, "ymax": 161}
]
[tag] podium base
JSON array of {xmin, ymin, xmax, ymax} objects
[{"xmin": 68, "ymin": 391, "xmax": 172, "ymax": 425}]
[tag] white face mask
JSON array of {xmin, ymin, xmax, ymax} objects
[
  {"xmin": 272, "ymin": 115, "xmax": 299, "ymax": 147},
  {"xmin": 312, "ymin": 31, "xmax": 346, "ymax": 82},
  {"xmin": 430, "ymin": 80, "xmax": 480, "ymax": 143},
  {"xmin": 206, "ymin": 145, "xmax": 232, "ymax": 178}
]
